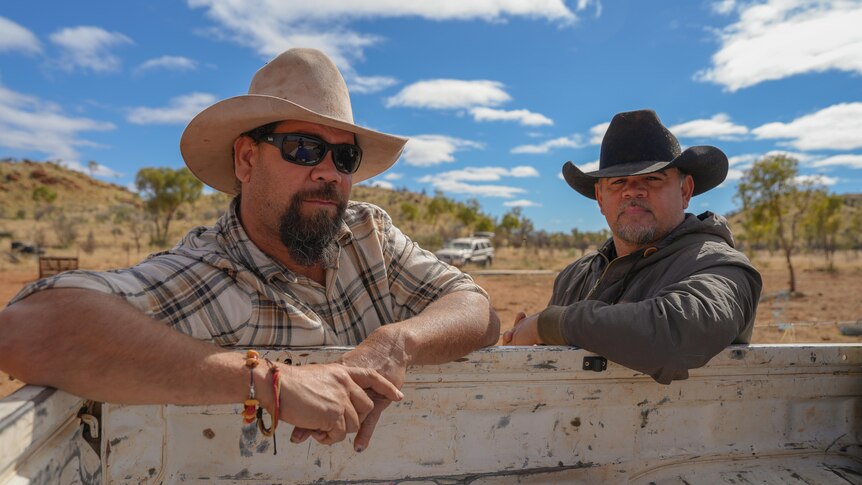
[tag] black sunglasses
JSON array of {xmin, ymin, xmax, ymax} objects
[{"xmin": 257, "ymin": 133, "xmax": 363, "ymax": 174}]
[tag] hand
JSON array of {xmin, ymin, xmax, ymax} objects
[
  {"xmin": 338, "ymin": 326, "xmax": 408, "ymax": 452},
  {"xmin": 279, "ymin": 362, "xmax": 402, "ymax": 446},
  {"xmin": 501, "ymin": 311, "xmax": 543, "ymax": 345}
]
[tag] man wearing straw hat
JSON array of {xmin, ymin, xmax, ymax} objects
[
  {"xmin": 503, "ymin": 109, "xmax": 761, "ymax": 384},
  {"xmin": 0, "ymin": 48, "xmax": 498, "ymax": 451}
]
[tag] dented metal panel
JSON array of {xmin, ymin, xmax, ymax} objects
[
  {"xmin": 0, "ymin": 387, "xmax": 100, "ymax": 484},
  {"xmin": 95, "ymin": 345, "xmax": 862, "ymax": 484}
]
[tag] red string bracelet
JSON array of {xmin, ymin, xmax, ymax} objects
[
  {"xmin": 257, "ymin": 359, "xmax": 281, "ymax": 455},
  {"xmin": 242, "ymin": 350, "xmax": 260, "ymax": 425}
]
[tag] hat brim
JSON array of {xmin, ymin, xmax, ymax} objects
[
  {"xmin": 180, "ymin": 94, "xmax": 407, "ymax": 194},
  {"xmin": 562, "ymin": 145, "xmax": 728, "ymax": 200}
]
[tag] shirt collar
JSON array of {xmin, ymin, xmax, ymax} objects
[{"xmin": 216, "ymin": 197, "xmax": 352, "ymax": 284}]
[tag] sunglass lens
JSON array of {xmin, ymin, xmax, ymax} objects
[
  {"xmin": 283, "ymin": 137, "xmax": 324, "ymax": 164},
  {"xmin": 334, "ymin": 146, "xmax": 362, "ymax": 173}
]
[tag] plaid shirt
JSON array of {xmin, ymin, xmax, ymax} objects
[{"xmin": 11, "ymin": 199, "xmax": 486, "ymax": 346}]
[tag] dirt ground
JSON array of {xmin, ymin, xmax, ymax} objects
[{"xmin": 1, "ymin": 249, "xmax": 860, "ymax": 398}]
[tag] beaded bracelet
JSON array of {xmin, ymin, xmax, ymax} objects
[{"xmin": 242, "ymin": 350, "xmax": 260, "ymax": 425}]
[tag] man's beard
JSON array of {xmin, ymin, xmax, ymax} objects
[
  {"xmin": 613, "ymin": 200, "xmax": 657, "ymax": 246},
  {"xmin": 278, "ymin": 184, "xmax": 347, "ymax": 267}
]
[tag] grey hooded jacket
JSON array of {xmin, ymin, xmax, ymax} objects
[{"xmin": 537, "ymin": 212, "xmax": 762, "ymax": 384}]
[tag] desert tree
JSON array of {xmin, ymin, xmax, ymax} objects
[
  {"xmin": 127, "ymin": 210, "xmax": 148, "ymax": 255},
  {"xmin": 400, "ymin": 202, "xmax": 419, "ymax": 222},
  {"xmin": 802, "ymin": 190, "xmax": 843, "ymax": 265},
  {"xmin": 735, "ymin": 154, "xmax": 819, "ymax": 293},
  {"xmin": 81, "ymin": 229, "xmax": 97, "ymax": 254},
  {"xmin": 135, "ymin": 167, "xmax": 203, "ymax": 246},
  {"xmin": 496, "ymin": 208, "xmax": 522, "ymax": 247},
  {"xmin": 473, "ymin": 215, "xmax": 496, "ymax": 234},
  {"xmin": 32, "ymin": 186, "xmax": 58, "ymax": 220},
  {"xmin": 51, "ymin": 211, "xmax": 80, "ymax": 248},
  {"xmin": 844, "ymin": 208, "xmax": 862, "ymax": 257}
]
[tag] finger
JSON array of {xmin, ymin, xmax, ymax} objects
[
  {"xmin": 514, "ymin": 311, "xmax": 527, "ymax": 325},
  {"xmin": 501, "ymin": 329, "xmax": 513, "ymax": 344},
  {"xmin": 347, "ymin": 367, "xmax": 404, "ymax": 402},
  {"xmin": 322, "ymin": 415, "xmax": 348, "ymax": 445},
  {"xmin": 290, "ymin": 427, "xmax": 311, "ymax": 444},
  {"xmin": 343, "ymin": 390, "xmax": 364, "ymax": 434},
  {"xmin": 353, "ymin": 401, "xmax": 389, "ymax": 453},
  {"xmin": 310, "ymin": 430, "xmax": 329, "ymax": 444},
  {"xmin": 348, "ymin": 383, "xmax": 376, "ymax": 424}
]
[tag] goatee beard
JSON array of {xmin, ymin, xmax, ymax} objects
[
  {"xmin": 278, "ymin": 184, "xmax": 347, "ymax": 267},
  {"xmin": 614, "ymin": 200, "xmax": 657, "ymax": 246}
]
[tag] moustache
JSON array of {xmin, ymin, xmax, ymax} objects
[
  {"xmin": 617, "ymin": 200, "xmax": 653, "ymax": 216},
  {"xmin": 296, "ymin": 184, "xmax": 346, "ymax": 206}
]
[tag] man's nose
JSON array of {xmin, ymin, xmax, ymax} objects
[
  {"xmin": 621, "ymin": 179, "xmax": 647, "ymax": 198},
  {"xmin": 309, "ymin": 152, "xmax": 343, "ymax": 184}
]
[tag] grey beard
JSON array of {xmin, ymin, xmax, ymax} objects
[
  {"xmin": 613, "ymin": 200, "xmax": 658, "ymax": 246},
  {"xmin": 615, "ymin": 223, "xmax": 657, "ymax": 246},
  {"xmin": 278, "ymin": 186, "xmax": 346, "ymax": 267}
]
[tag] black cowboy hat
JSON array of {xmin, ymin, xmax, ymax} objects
[{"xmin": 562, "ymin": 109, "xmax": 728, "ymax": 200}]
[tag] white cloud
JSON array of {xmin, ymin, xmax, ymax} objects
[
  {"xmin": 711, "ymin": 0, "xmax": 737, "ymax": 15},
  {"xmin": 401, "ymin": 135, "xmax": 483, "ymax": 167},
  {"xmin": 188, "ymin": 0, "xmax": 581, "ymax": 94},
  {"xmin": 589, "ymin": 122, "xmax": 609, "ymax": 145},
  {"xmin": 469, "ymin": 107, "xmax": 553, "ymax": 126},
  {"xmin": 61, "ymin": 160, "xmax": 122, "ymax": 178},
  {"xmin": 49, "ymin": 26, "xmax": 133, "ymax": 72},
  {"xmin": 504, "ymin": 199, "xmax": 543, "ymax": 207},
  {"xmin": 349, "ymin": 75, "xmax": 398, "ymax": 94},
  {"xmin": 811, "ymin": 154, "xmax": 862, "ymax": 169},
  {"xmin": 725, "ymin": 168, "xmax": 745, "ymax": 181},
  {"xmin": 417, "ymin": 165, "xmax": 537, "ymax": 198},
  {"xmin": 795, "ymin": 174, "xmax": 839, "ymax": 186},
  {"xmin": 697, "ymin": 0, "xmax": 862, "ymax": 91},
  {"xmin": 669, "ymin": 113, "xmax": 748, "ymax": 140},
  {"xmin": 386, "ymin": 80, "xmax": 510, "ymax": 109},
  {"xmin": 510, "ymin": 165, "xmax": 540, "ymax": 177},
  {"xmin": 136, "ymin": 55, "xmax": 198, "ymax": 73},
  {"xmin": 727, "ymin": 153, "xmax": 758, "ymax": 167},
  {"xmin": 0, "ymin": 82, "xmax": 114, "ymax": 163},
  {"xmin": 511, "ymin": 134, "xmax": 585, "ymax": 154},
  {"xmin": 752, "ymin": 102, "xmax": 862, "ymax": 151},
  {"xmin": 128, "ymin": 93, "xmax": 217, "ymax": 124},
  {"xmin": 420, "ymin": 166, "xmax": 538, "ymax": 183},
  {"xmin": 383, "ymin": 172, "xmax": 403, "ymax": 180},
  {"xmin": 418, "ymin": 179, "xmax": 527, "ymax": 198},
  {"xmin": 728, "ymin": 150, "xmax": 816, "ymax": 171},
  {"xmin": 576, "ymin": 160, "xmax": 600, "ymax": 172},
  {"xmin": 0, "ymin": 16, "xmax": 41, "ymax": 54},
  {"xmin": 364, "ymin": 180, "xmax": 394, "ymax": 189}
]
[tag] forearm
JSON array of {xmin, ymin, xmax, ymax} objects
[
  {"xmin": 0, "ymin": 289, "xmax": 267, "ymax": 407},
  {"xmin": 376, "ymin": 290, "xmax": 495, "ymax": 366},
  {"xmin": 550, "ymin": 271, "xmax": 757, "ymax": 381}
]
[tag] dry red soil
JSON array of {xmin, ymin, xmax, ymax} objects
[{"xmin": 2, "ymin": 254, "xmax": 860, "ymax": 398}]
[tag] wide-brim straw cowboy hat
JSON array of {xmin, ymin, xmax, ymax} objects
[
  {"xmin": 562, "ymin": 109, "xmax": 728, "ymax": 200},
  {"xmin": 180, "ymin": 48, "xmax": 407, "ymax": 194}
]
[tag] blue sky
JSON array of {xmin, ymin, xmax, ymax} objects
[{"xmin": 1, "ymin": 0, "xmax": 860, "ymax": 232}]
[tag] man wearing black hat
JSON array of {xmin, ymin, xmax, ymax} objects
[{"xmin": 502, "ymin": 109, "xmax": 762, "ymax": 384}]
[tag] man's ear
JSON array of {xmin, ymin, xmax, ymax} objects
[
  {"xmin": 680, "ymin": 173, "xmax": 694, "ymax": 209},
  {"xmin": 595, "ymin": 181, "xmax": 605, "ymax": 214},
  {"xmin": 234, "ymin": 135, "xmax": 257, "ymax": 184}
]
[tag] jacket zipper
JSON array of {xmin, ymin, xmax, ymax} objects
[{"xmin": 584, "ymin": 251, "xmax": 612, "ymax": 300}]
